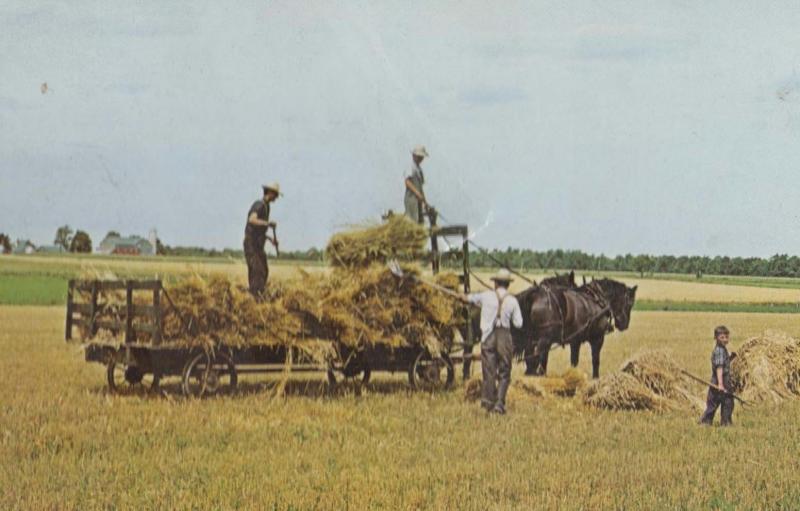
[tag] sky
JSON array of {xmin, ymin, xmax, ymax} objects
[{"xmin": 2, "ymin": 1, "xmax": 800, "ymax": 256}]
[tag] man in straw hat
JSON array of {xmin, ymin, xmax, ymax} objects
[
  {"xmin": 462, "ymin": 268, "xmax": 523, "ymax": 414},
  {"xmin": 404, "ymin": 145, "xmax": 429, "ymax": 224},
  {"xmin": 244, "ymin": 183, "xmax": 281, "ymax": 297}
]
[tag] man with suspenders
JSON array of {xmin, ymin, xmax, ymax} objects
[{"xmin": 464, "ymin": 269, "xmax": 523, "ymax": 414}]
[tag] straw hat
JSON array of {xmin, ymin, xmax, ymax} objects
[
  {"xmin": 262, "ymin": 183, "xmax": 283, "ymax": 196},
  {"xmin": 490, "ymin": 268, "xmax": 514, "ymax": 283},
  {"xmin": 411, "ymin": 145, "xmax": 429, "ymax": 158}
]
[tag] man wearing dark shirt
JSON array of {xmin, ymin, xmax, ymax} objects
[
  {"xmin": 244, "ymin": 183, "xmax": 281, "ymax": 297},
  {"xmin": 699, "ymin": 325, "xmax": 735, "ymax": 426}
]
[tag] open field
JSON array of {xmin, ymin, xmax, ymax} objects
[
  {"xmin": 3, "ymin": 255, "xmax": 800, "ymax": 310},
  {"xmin": 2, "ymin": 305, "xmax": 800, "ymax": 510}
]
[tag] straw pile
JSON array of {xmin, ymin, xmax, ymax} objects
[
  {"xmin": 619, "ymin": 350, "xmax": 705, "ymax": 410},
  {"xmin": 583, "ymin": 373, "xmax": 669, "ymax": 411},
  {"xmin": 535, "ymin": 368, "xmax": 588, "ymax": 397},
  {"xmin": 731, "ymin": 331, "xmax": 800, "ymax": 403},
  {"xmin": 582, "ymin": 350, "xmax": 703, "ymax": 411},
  {"xmin": 463, "ymin": 368, "xmax": 586, "ymax": 403},
  {"xmin": 325, "ymin": 215, "xmax": 428, "ymax": 268}
]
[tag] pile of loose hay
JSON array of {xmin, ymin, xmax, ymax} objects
[
  {"xmin": 583, "ymin": 350, "xmax": 704, "ymax": 412},
  {"xmin": 583, "ymin": 372, "xmax": 669, "ymax": 411},
  {"xmin": 463, "ymin": 368, "xmax": 586, "ymax": 403},
  {"xmin": 731, "ymin": 331, "xmax": 800, "ymax": 403},
  {"xmin": 619, "ymin": 350, "xmax": 705, "ymax": 410},
  {"xmin": 325, "ymin": 215, "xmax": 428, "ymax": 268}
]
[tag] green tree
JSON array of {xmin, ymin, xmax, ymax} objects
[
  {"xmin": 54, "ymin": 225, "xmax": 74, "ymax": 250},
  {"xmin": 69, "ymin": 230, "xmax": 92, "ymax": 253},
  {"xmin": 0, "ymin": 233, "xmax": 11, "ymax": 254},
  {"xmin": 633, "ymin": 255, "xmax": 653, "ymax": 277},
  {"xmin": 105, "ymin": 230, "xmax": 120, "ymax": 239}
]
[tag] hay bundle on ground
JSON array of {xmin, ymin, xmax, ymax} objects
[
  {"xmin": 529, "ymin": 368, "xmax": 588, "ymax": 397},
  {"xmin": 620, "ymin": 350, "xmax": 705, "ymax": 410},
  {"xmin": 463, "ymin": 378, "xmax": 544, "ymax": 403},
  {"xmin": 583, "ymin": 372, "xmax": 669, "ymax": 411},
  {"xmin": 731, "ymin": 331, "xmax": 800, "ymax": 403},
  {"xmin": 325, "ymin": 215, "xmax": 428, "ymax": 268}
]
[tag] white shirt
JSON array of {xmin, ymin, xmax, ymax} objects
[{"xmin": 467, "ymin": 288, "xmax": 523, "ymax": 343}]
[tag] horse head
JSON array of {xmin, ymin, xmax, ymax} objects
[
  {"xmin": 596, "ymin": 279, "xmax": 637, "ymax": 331},
  {"xmin": 542, "ymin": 270, "xmax": 576, "ymax": 289}
]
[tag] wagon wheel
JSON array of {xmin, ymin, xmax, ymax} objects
[
  {"xmin": 408, "ymin": 351, "xmax": 454, "ymax": 391},
  {"xmin": 107, "ymin": 358, "xmax": 160, "ymax": 394},
  {"xmin": 326, "ymin": 361, "xmax": 371, "ymax": 387},
  {"xmin": 181, "ymin": 351, "xmax": 238, "ymax": 397}
]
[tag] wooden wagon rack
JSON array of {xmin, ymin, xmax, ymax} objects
[{"xmin": 66, "ymin": 278, "xmax": 457, "ymax": 397}]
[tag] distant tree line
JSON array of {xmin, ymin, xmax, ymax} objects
[
  {"xmin": 6, "ymin": 227, "xmax": 800, "ymax": 278},
  {"xmin": 462, "ymin": 248, "xmax": 800, "ymax": 278}
]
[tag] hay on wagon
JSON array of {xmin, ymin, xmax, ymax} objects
[
  {"xmin": 77, "ymin": 217, "xmax": 465, "ymax": 360},
  {"xmin": 325, "ymin": 214, "xmax": 428, "ymax": 268}
]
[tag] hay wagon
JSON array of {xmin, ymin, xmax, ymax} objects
[
  {"xmin": 65, "ymin": 279, "xmax": 335, "ymax": 397},
  {"xmin": 66, "ymin": 279, "xmax": 459, "ymax": 396}
]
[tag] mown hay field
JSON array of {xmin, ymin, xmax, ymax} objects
[{"xmin": 2, "ymin": 305, "xmax": 800, "ymax": 510}]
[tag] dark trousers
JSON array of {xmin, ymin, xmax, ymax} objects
[
  {"xmin": 481, "ymin": 328, "xmax": 513, "ymax": 411},
  {"xmin": 243, "ymin": 239, "xmax": 268, "ymax": 297},
  {"xmin": 700, "ymin": 387, "xmax": 734, "ymax": 426}
]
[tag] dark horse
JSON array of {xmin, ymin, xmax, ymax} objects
[
  {"xmin": 518, "ymin": 278, "xmax": 637, "ymax": 379},
  {"xmin": 512, "ymin": 272, "xmax": 577, "ymax": 375},
  {"xmin": 462, "ymin": 272, "xmax": 576, "ymax": 358}
]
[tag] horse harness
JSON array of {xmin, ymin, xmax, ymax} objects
[{"xmin": 527, "ymin": 282, "xmax": 614, "ymax": 359}]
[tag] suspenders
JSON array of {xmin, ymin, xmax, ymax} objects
[{"xmin": 495, "ymin": 290, "xmax": 506, "ymax": 328}]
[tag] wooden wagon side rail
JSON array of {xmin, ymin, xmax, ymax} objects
[{"xmin": 65, "ymin": 279, "xmax": 163, "ymax": 344}]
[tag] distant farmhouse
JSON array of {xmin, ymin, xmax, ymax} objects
[
  {"xmin": 12, "ymin": 239, "xmax": 36, "ymax": 254},
  {"xmin": 36, "ymin": 244, "xmax": 67, "ymax": 254},
  {"xmin": 97, "ymin": 230, "xmax": 157, "ymax": 256}
]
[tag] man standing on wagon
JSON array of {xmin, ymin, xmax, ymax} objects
[
  {"xmin": 404, "ymin": 145, "xmax": 429, "ymax": 225},
  {"xmin": 244, "ymin": 183, "xmax": 281, "ymax": 298},
  {"xmin": 463, "ymin": 269, "xmax": 523, "ymax": 415}
]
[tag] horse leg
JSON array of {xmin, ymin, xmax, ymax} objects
[
  {"xmin": 536, "ymin": 339, "xmax": 551, "ymax": 376},
  {"xmin": 524, "ymin": 342, "xmax": 538, "ymax": 375},
  {"xmin": 590, "ymin": 336, "xmax": 605, "ymax": 379},
  {"xmin": 570, "ymin": 341, "xmax": 580, "ymax": 368}
]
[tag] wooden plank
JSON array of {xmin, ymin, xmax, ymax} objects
[
  {"xmin": 72, "ymin": 303, "xmax": 93, "ymax": 314},
  {"xmin": 96, "ymin": 320, "xmax": 124, "ymax": 331},
  {"xmin": 152, "ymin": 282, "xmax": 162, "ymax": 345},
  {"xmin": 132, "ymin": 305, "xmax": 157, "ymax": 317},
  {"xmin": 130, "ymin": 280, "xmax": 162, "ymax": 291},
  {"xmin": 133, "ymin": 323, "xmax": 158, "ymax": 334},
  {"xmin": 96, "ymin": 281, "xmax": 127, "ymax": 291},
  {"xmin": 65, "ymin": 280, "xmax": 74, "ymax": 341},
  {"xmin": 89, "ymin": 281, "xmax": 99, "ymax": 339},
  {"xmin": 125, "ymin": 281, "xmax": 134, "ymax": 344},
  {"xmin": 434, "ymin": 225, "xmax": 469, "ymax": 237},
  {"xmin": 72, "ymin": 279, "xmax": 161, "ymax": 291}
]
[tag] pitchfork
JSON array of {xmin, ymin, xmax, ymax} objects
[{"xmin": 387, "ymin": 260, "xmax": 469, "ymax": 303}]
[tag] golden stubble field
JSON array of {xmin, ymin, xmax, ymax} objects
[{"xmin": 2, "ymin": 304, "xmax": 800, "ymax": 510}]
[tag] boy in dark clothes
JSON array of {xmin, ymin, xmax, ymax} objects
[{"xmin": 699, "ymin": 325, "xmax": 734, "ymax": 426}]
